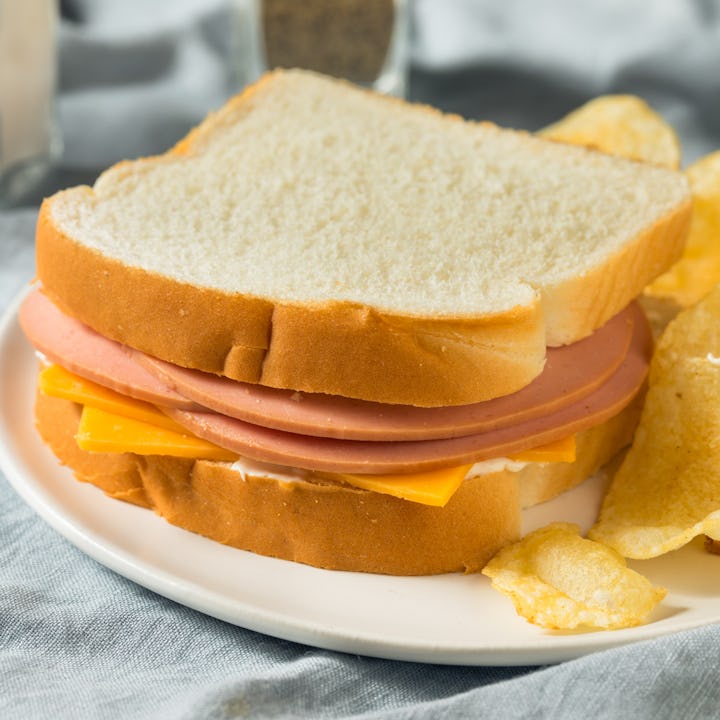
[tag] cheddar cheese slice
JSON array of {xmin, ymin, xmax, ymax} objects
[
  {"xmin": 39, "ymin": 363, "xmax": 186, "ymax": 433},
  {"xmin": 76, "ymin": 405, "xmax": 239, "ymax": 461},
  {"xmin": 509, "ymin": 434, "xmax": 576, "ymax": 463},
  {"xmin": 335, "ymin": 465, "xmax": 473, "ymax": 507}
]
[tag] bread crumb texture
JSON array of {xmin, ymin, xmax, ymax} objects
[{"xmin": 49, "ymin": 70, "xmax": 689, "ymax": 318}]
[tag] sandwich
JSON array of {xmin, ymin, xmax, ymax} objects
[{"xmin": 19, "ymin": 70, "xmax": 692, "ymax": 575}]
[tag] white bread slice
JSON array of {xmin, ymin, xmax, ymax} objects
[
  {"xmin": 36, "ymin": 69, "xmax": 691, "ymax": 406},
  {"xmin": 35, "ymin": 389, "xmax": 641, "ymax": 575}
]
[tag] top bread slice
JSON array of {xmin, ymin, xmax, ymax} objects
[{"xmin": 36, "ymin": 69, "xmax": 692, "ymax": 407}]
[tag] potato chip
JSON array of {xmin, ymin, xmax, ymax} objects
[
  {"xmin": 589, "ymin": 285, "xmax": 720, "ymax": 557},
  {"xmin": 539, "ymin": 95, "xmax": 681, "ymax": 169},
  {"xmin": 645, "ymin": 151, "xmax": 720, "ymax": 307},
  {"xmin": 482, "ymin": 523, "xmax": 666, "ymax": 630}
]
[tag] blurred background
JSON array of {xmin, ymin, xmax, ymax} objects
[{"xmin": 4, "ymin": 0, "xmax": 720, "ymax": 206}]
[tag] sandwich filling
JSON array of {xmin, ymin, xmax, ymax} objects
[{"xmin": 20, "ymin": 288, "xmax": 652, "ymax": 508}]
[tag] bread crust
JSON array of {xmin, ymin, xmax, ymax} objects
[
  {"xmin": 34, "ymin": 390, "xmax": 641, "ymax": 575},
  {"xmin": 35, "ymin": 391, "xmax": 520, "ymax": 574},
  {"xmin": 541, "ymin": 201, "xmax": 691, "ymax": 345}
]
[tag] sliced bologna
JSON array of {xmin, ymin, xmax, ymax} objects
[
  {"xmin": 165, "ymin": 305, "xmax": 652, "ymax": 474},
  {"xmin": 19, "ymin": 289, "xmax": 198, "ymax": 410},
  {"xmin": 136, "ymin": 305, "xmax": 636, "ymax": 441}
]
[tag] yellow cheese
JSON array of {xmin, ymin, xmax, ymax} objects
[
  {"xmin": 39, "ymin": 363, "xmax": 186, "ymax": 433},
  {"xmin": 40, "ymin": 363, "xmax": 576, "ymax": 506},
  {"xmin": 335, "ymin": 434, "xmax": 575, "ymax": 506},
  {"xmin": 335, "ymin": 465, "xmax": 474, "ymax": 507},
  {"xmin": 76, "ymin": 405, "xmax": 239, "ymax": 461},
  {"xmin": 507, "ymin": 434, "xmax": 576, "ymax": 463}
]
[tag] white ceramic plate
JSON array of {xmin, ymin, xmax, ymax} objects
[{"xmin": 1, "ymin": 289, "xmax": 719, "ymax": 665}]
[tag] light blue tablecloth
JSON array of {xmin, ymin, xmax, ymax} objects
[{"xmin": 2, "ymin": 2, "xmax": 720, "ymax": 717}]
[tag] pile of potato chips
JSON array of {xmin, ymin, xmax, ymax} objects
[{"xmin": 483, "ymin": 96, "xmax": 720, "ymax": 631}]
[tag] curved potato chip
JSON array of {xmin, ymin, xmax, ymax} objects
[
  {"xmin": 482, "ymin": 523, "xmax": 665, "ymax": 630},
  {"xmin": 646, "ymin": 151, "xmax": 720, "ymax": 307},
  {"xmin": 539, "ymin": 95, "xmax": 681, "ymax": 169},
  {"xmin": 590, "ymin": 286, "xmax": 720, "ymax": 557}
]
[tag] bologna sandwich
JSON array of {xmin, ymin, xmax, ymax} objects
[{"xmin": 20, "ymin": 70, "xmax": 692, "ymax": 574}]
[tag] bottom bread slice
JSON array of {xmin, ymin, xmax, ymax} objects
[{"xmin": 33, "ymin": 390, "xmax": 641, "ymax": 575}]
